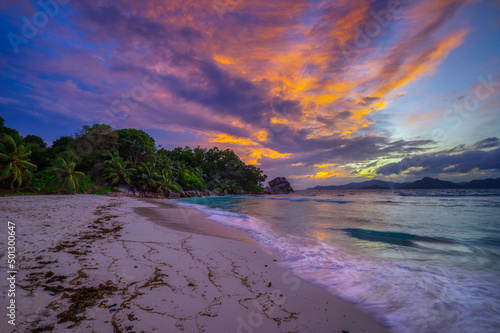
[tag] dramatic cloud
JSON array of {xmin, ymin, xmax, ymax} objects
[
  {"xmin": 376, "ymin": 139, "xmax": 500, "ymax": 176},
  {"xmin": 2, "ymin": 0, "xmax": 499, "ymax": 187},
  {"xmin": 473, "ymin": 137, "xmax": 500, "ymax": 150}
]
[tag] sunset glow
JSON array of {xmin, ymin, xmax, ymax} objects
[{"xmin": 1, "ymin": 0, "xmax": 499, "ymax": 188}]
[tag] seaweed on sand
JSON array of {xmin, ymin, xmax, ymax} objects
[
  {"xmin": 99, "ymin": 226, "xmax": 123, "ymax": 234},
  {"xmin": 56, "ymin": 283, "xmax": 117, "ymax": 324},
  {"xmin": 31, "ymin": 324, "xmax": 55, "ymax": 332},
  {"xmin": 46, "ymin": 275, "xmax": 68, "ymax": 284},
  {"xmin": 53, "ymin": 242, "xmax": 76, "ymax": 252}
]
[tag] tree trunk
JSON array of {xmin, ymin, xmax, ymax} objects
[{"xmin": 10, "ymin": 181, "xmax": 15, "ymax": 192}]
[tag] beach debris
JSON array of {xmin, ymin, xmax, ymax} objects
[
  {"xmin": 46, "ymin": 275, "xmax": 68, "ymax": 284},
  {"xmin": 180, "ymin": 326, "xmax": 186, "ymax": 330},
  {"xmin": 107, "ymin": 303, "xmax": 117, "ymax": 308},
  {"xmin": 99, "ymin": 226, "xmax": 123, "ymax": 234},
  {"xmin": 134, "ymin": 265, "xmax": 138, "ymax": 268},
  {"xmin": 268, "ymin": 282, "xmax": 272, "ymax": 288},
  {"xmin": 43, "ymin": 284, "xmax": 70, "ymax": 293},
  {"xmin": 37, "ymin": 260, "xmax": 58, "ymax": 267},
  {"xmin": 56, "ymin": 284, "xmax": 117, "ymax": 324},
  {"xmin": 188, "ymin": 282, "xmax": 196, "ymax": 287},
  {"xmin": 106, "ymin": 280, "xmax": 113, "ymax": 285},
  {"xmin": 53, "ymin": 242, "xmax": 77, "ymax": 252},
  {"xmin": 68, "ymin": 249, "xmax": 90, "ymax": 255}
]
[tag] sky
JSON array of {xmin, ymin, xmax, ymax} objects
[{"xmin": 1, "ymin": 0, "xmax": 499, "ymax": 189}]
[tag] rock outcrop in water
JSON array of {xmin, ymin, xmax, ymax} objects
[{"xmin": 263, "ymin": 177, "xmax": 294, "ymax": 194}]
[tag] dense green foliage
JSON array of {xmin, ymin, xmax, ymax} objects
[
  {"xmin": 44, "ymin": 152, "xmax": 86, "ymax": 194},
  {"xmin": 0, "ymin": 119, "xmax": 267, "ymax": 195},
  {"xmin": 0, "ymin": 132, "xmax": 37, "ymax": 191},
  {"xmin": 99, "ymin": 149, "xmax": 133, "ymax": 186},
  {"xmin": 115, "ymin": 128, "xmax": 156, "ymax": 167},
  {"xmin": 0, "ymin": 117, "xmax": 20, "ymax": 138}
]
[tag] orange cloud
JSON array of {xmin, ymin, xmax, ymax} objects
[
  {"xmin": 303, "ymin": 171, "xmax": 339, "ymax": 179},
  {"xmin": 118, "ymin": 0, "xmax": 473, "ymax": 167},
  {"xmin": 375, "ymin": 29, "xmax": 469, "ymax": 97},
  {"xmin": 314, "ymin": 163, "xmax": 331, "ymax": 168},
  {"xmin": 207, "ymin": 133, "xmax": 290, "ymax": 165},
  {"xmin": 253, "ymin": 130, "xmax": 268, "ymax": 142},
  {"xmin": 208, "ymin": 134, "xmax": 258, "ymax": 146},
  {"xmin": 214, "ymin": 54, "xmax": 235, "ymax": 65},
  {"xmin": 246, "ymin": 149, "xmax": 292, "ymax": 165}
]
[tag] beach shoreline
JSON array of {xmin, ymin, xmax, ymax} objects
[{"xmin": 0, "ymin": 195, "xmax": 389, "ymax": 332}]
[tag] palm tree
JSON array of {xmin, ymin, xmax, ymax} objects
[
  {"xmin": 158, "ymin": 156, "xmax": 174, "ymax": 178},
  {"xmin": 192, "ymin": 166, "xmax": 207, "ymax": 184},
  {"xmin": 172, "ymin": 160, "xmax": 188, "ymax": 180},
  {"xmin": 100, "ymin": 149, "xmax": 133, "ymax": 185},
  {"xmin": 207, "ymin": 171, "xmax": 222, "ymax": 190},
  {"xmin": 45, "ymin": 151, "xmax": 86, "ymax": 194},
  {"xmin": 135, "ymin": 161, "xmax": 160, "ymax": 192},
  {"xmin": 0, "ymin": 134, "xmax": 37, "ymax": 191},
  {"xmin": 220, "ymin": 178, "xmax": 238, "ymax": 192},
  {"xmin": 157, "ymin": 169, "xmax": 181, "ymax": 193}
]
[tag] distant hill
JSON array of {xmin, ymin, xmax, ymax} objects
[
  {"xmin": 307, "ymin": 177, "xmax": 500, "ymax": 190},
  {"xmin": 464, "ymin": 178, "xmax": 500, "ymax": 189},
  {"xmin": 308, "ymin": 180, "xmax": 408, "ymax": 190},
  {"xmin": 360, "ymin": 185, "xmax": 390, "ymax": 190},
  {"xmin": 400, "ymin": 177, "xmax": 459, "ymax": 189}
]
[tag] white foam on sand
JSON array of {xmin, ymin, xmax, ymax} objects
[
  {"xmin": 178, "ymin": 201, "xmax": 500, "ymax": 333},
  {"xmin": 0, "ymin": 195, "xmax": 388, "ymax": 333}
]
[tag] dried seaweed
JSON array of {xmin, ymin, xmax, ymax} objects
[{"xmin": 57, "ymin": 284, "xmax": 118, "ymax": 323}]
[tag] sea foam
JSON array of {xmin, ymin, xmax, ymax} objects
[
  {"xmin": 259, "ymin": 197, "xmax": 350, "ymax": 203},
  {"xmin": 176, "ymin": 200, "xmax": 500, "ymax": 333}
]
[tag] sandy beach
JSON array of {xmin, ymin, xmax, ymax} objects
[{"xmin": 0, "ymin": 195, "xmax": 389, "ymax": 333}]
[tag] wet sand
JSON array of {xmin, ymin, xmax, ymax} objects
[{"xmin": 0, "ymin": 195, "xmax": 390, "ymax": 332}]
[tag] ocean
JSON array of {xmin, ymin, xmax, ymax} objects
[{"xmin": 175, "ymin": 189, "xmax": 500, "ymax": 333}]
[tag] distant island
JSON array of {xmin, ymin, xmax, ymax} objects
[{"xmin": 307, "ymin": 177, "xmax": 500, "ymax": 190}]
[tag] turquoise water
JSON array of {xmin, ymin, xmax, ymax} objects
[{"xmin": 175, "ymin": 189, "xmax": 500, "ymax": 332}]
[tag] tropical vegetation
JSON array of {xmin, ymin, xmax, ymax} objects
[
  {"xmin": 44, "ymin": 152, "xmax": 86, "ymax": 193},
  {"xmin": 0, "ymin": 117, "xmax": 267, "ymax": 195},
  {"xmin": 0, "ymin": 133, "xmax": 37, "ymax": 191}
]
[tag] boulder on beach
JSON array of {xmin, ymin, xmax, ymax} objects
[
  {"xmin": 263, "ymin": 177, "xmax": 294, "ymax": 194},
  {"xmin": 168, "ymin": 192, "xmax": 181, "ymax": 199},
  {"xmin": 185, "ymin": 190, "xmax": 198, "ymax": 197}
]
